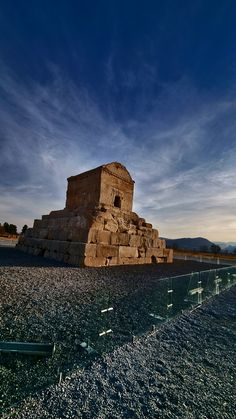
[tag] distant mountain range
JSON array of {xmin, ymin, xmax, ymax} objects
[
  {"xmin": 163, "ymin": 237, "xmax": 236, "ymax": 253},
  {"xmin": 215, "ymin": 241, "xmax": 236, "ymax": 249},
  {"xmin": 215, "ymin": 242, "xmax": 236, "ymax": 253}
]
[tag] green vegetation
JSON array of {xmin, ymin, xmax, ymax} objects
[
  {"xmin": 3, "ymin": 222, "xmax": 18, "ymax": 235},
  {"xmin": 21, "ymin": 224, "xmax": 28, "ymax": 234}
]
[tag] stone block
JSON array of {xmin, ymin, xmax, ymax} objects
[
  {"xmin": 138, "ymin": 218, "xmax": 146, "ymax": 227},
  {"xmin": 111, "ymin": 232, "xmax": 130, "ymax": 246},
  {"xmin": 69, "ymin": 242, "xmax": 86, "ymax": 256},
  {"xmin": 118, "ymin": 257, "xmax": 139, "ymax": 265},
  {"xmin": 141, "ymin": 237, "xmax": 152, "ymax": 247},
  {"xmin": 107, "ymin": 257, "xmax": 119, "ymax": 266},
  {"xmin": 25, "ymin": 228, "xmax": 33, "ymax": 237},
  {"xmin": 96, "ymin": 244, "xmax": 118, "ymax": 258},
  {"xmin": 164, "ymin": 248, "xmax": 173, "ymax": 263},
  {"xmin": 85, "ymin": 243, "xmax": 97, "ymax": 258},
  {"xmin": 97, "ymin": 230, "xmax": 111, "ymax": 245},
  {"xmin": 161, "ymin": 239, "xmax": 166, "ymax": 249},
  {"xmin": 47, "ymin": 229, "xmax": 54, "ymax": 240},
  {"xmin": 67, "ymin": 215, "xmax": 87, "ymax": 229},
  {"xmin": 110, "ymin": 232, "xmax": 118, "ymax": 245},
  {"xmin": 136, "ymin": 257, "xmax": 152, "ymax": 264},
  {"xmin": 127, "ymin": 225, "xmax": 137, "ymax": 235},
  {"xmin": 58, "ymin": 230, "xmax": 70, "ymax": 241},
  {"xmin": 144, "ymin": 222, "xmax": 152, "ymax": 228},
  {"xmin": 38, "ymin": 229, "xmax": 48, "ymax": 239},
  {"xmin": 33, "ymin": 219, "xmax": 42, "ymax": 229},
  {"xmin": 151, "ymin": 229, "xmax": 159, "ymax": 240},
  {"xmin": 119, "ymin": 233, "xmax": 130, "ymax": 245},
  {"xmin": 129, "ymin": 235, "xmax": 142, "ymax": 247},
  {"xmin": 69, "ymin": 228, "xmax": 88, "ymax": 242},
  {"xmin": 152, "ymin": 238, "xmax": 163, "ymax": 248},
  {"xmin": 117, "ymin": 217, "xmax": 129, "ymax": 233},
  {"xmin": 56, "ymin": 241, "xmax": 70, "ymax": 253},
  {"xmin": 135, "ymin": 257, "xmax": 146, "ymax": 264},
  {"xmin": 119, "ymin": 246, "xmax": 138, "ymax": 258},
  {"xmin": 146, "ymin": 248, "xmax": 164, "ymax": 258},
  {"xmin": 33, "ymin": 248, "xmax": 42, "ymax": 256},
  {"xmin": 84, "ymin": 256, "xmax": 106, "ymax": 267},
  {"xmin": 144, "ymin": 257, "xmax": 152, "ymax": 264},
  {"xmin": 44, "ymin": 249, "xmax": 50, "ymax": 258},
  {"xmin": 87, "ymin": 229, "xmax": 99, "ymax": 243},
  {"xmin": 91, "ymin": 216, "xmax": 105, "ymax": 230},
  {"xmin": 68, "ymin": 254, "xmax": 84, "ymax": 266},
  {"xmin": 104, "ymin": 219, "xmax": 118, "ymax": 233}
]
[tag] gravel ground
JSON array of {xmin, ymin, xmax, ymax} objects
[{"xmin": 0, "ymin": 246, "xmax": 235, "ymax": 418}]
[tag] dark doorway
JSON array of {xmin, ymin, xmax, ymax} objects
[
  {"xmin": 114, "ymin": 195, "xmax": 121, "ymax": 208},
  {"xmin": 151, "ymin": 255, "xmax": 157, "ymax": 264}
]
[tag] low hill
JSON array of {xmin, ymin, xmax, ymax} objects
[{"xmin": 164, "ymin": 237, "xmax": 215, "ymax": 251}]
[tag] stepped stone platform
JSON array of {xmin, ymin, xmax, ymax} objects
[{"xmin": 17, "ymin": 162, "xmax": 173, "ymax": 266}]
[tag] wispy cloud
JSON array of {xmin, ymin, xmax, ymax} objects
[{"xmin": 0, "ymin": 65, "xmax": 236, "ymax": 241}]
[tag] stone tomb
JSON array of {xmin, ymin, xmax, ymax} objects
[{"xmin": 17, "ymin": 162, "xmax": 173, "ymax": 266}]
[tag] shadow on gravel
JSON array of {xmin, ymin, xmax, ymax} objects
[{"xmin": 0, "ymin": 246, "xmax": 73, "ymax": 268}]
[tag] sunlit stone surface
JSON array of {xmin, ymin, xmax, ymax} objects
[{"xmin": 17, "ymin": 162, "xmax": 173, "ymax": 266}]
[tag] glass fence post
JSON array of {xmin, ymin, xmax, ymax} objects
[
  {"xmin": 197, "ymin": 272, "xmax": 203, "ymax": 305},
  {"xmin": 167, "ymin": 277, "xmax": 173, "ymax": 319},
  {"xmin": 214, "ymin": 272, "xmax": 221, "ymax": 295}
]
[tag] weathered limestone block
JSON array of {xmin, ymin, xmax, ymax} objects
[
  {"xmin": 129, "ymin": 235, "xmax": 142, "ymax": 247},
  {"xmin": 128, "ymin": 224, "xmax": 137, "ymax": 235},
  {"xmin": 33, "ymin": 219, "xmax": 42, "ymax": 229},
  {"xmin": 104, "ymin": 218, "xmax": 118, "ymax": 233},
  {"xmin": 68, "ymin": 254, "xmax": 84, "ymax": 265},
  {"xmin": 25, "ymin": 228, "xmax": 33, "ymax": 237},
  {"xmin": 151, "ymin": 229, "xmax": 159, "ymax": 240},
  {"xmin": 37, "ymin": 228, "xmax": 48, "ymax": 239},
  {"xmin": 68, "ymin": 228, "xmax": 88, "ymax": 242},
  {"xmin": 90, "ymin": 215, "xmax": 105, "ymax": 230},
  {"xmin": 84, "ymin": 256, "xmax": 106, "ymax": 267},
  {"xmin": 117, "ymin": 217, "xmax": 130, "ymax": 233},
  {"xmin": 164, "ymin": 248, "xmax": 173, "ymax": 263},
  {"xmin": 56, "ymin": 230, "xmax": 67, "ymax": 241},
  {"xmin": 107, "ymin": 257, "xmax": 119, "ymax": 266},
  {"xmin": 141, "ymin": 237, "xmax": 152, "ymax": 247},
  {"xmin": 85, "ymin": 243, "xmax": 97, "ymax": 258},
  {"xmin": 119, "ymin": 246, "xmax": 138, "ymax": 258},
  {"xmin": 146, "ymin": 248, "xmax": 164, "ymax": 258},
  {"xmin": 55, "ymin": 241, "xmax": 70, "ymax": 253},
  {"xmin": 87, "ymin": 229, "xmax": 99, "ymax": 243},
  {"xmin": 96, "ymin": 244, "xmax": 118, "ymax": 258},
  {"xmin": 110, "ymin": 232, "xmax": 130, "ymax": 246},
  {"xmin": 138, "ymin": 218, "xmax": 146, "ymax": 227},
  {"xmin": 97, "ymin": 230, "xmax": 111, "ymax": 245},
  {"xmin": 144, "ymin": 222, "xmax": 152, "ymax": 228},
  {"xmin": 152, "ymin": 238, "xmax": 163, "ymax": 248},
  {"xmin": 160, "ymin": 239, "xmax": 166, "ymax": 249},
  {"xmin": 69, "ymin": 242, "xmax": 85, "ymax": 256}
]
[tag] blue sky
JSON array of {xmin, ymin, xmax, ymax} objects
[{"xmin": 0, "ymin": 1, "xmax": 236, "ymax": 241}]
